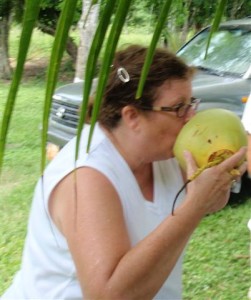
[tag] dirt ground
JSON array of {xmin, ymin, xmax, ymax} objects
[{"xmin": 9, "ymin": 57, "xmax": 75, "ymax": 82}]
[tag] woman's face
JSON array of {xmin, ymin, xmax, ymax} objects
[{"xmin": 141, "ymin": 78, "xmax": 195, "ymax": 160}]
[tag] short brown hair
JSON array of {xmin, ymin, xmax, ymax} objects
[{"xmin": 98, "ymin": 44, "xmax": 194, "ymax": 129}]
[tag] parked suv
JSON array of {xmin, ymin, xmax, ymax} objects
[
  {"xmin": 177, "ymin": 17, "xmax": 251, "ymax": 117},
  {"xmin": 47, "ymin": 18, "xmax": 251, "ymax": 163}
]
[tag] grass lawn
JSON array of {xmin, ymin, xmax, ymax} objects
[
  {"xmin": 0, "ymin": 26, "xmax": 250, "ymax": 299},
  {"xmin": 0, "ymin": 79, "xmax": 44, "ymax": 291},
  {"xmin": 183, "ymin": 202, "xmax": 250, "ymax": 300}
]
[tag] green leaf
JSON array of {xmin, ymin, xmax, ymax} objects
[
  {"xmin": 75, "ymin": 0, "xmax": 117, "ymax": 161},
  {"xmin": 41, "ymin": 0, "xmax": 79, "ymax": 174},
  {"xmin": 204, "ymin": 0, "xmax": 228, "ymax": 59},
  {"xmin": 136, "ymin": 0, "xmax": 174, "ymax": 99},
  {"xmin": 86, "ymin": 0, "xmax": 133, "ymax": 152},
  {"xmin": 0, "ymin": 0, "xmax": 41, "ymax": 175}
]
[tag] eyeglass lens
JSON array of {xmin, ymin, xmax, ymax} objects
[{"xmin": 177, "ymin": 98, "xmax": 199, "ymax": 117}]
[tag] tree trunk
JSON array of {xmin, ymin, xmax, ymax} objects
[
  {"xmin": 180, "ymin": 0, "xmax": 192, "ymax": 44},
  {"xmin": 74, "ymin": 0, "xmax": 99, "ymax": 82},
  {"xmin": 229, "ymin": 0, "xmax": 245, "ymax": 19},
  {"xmin": 38, "ymin": 24, "xmax": 78, "ymax": 62},
  {"xmin": 0, "ymin": 16, "xmax": 12, "ymax": 80}
]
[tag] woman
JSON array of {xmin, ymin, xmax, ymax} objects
[
  {"xmin": 242, "ymin": 91, "xmax": 251, "ymax": 300},
  {"xmin": 2, "ymin": 45, "xmax": 247, "ymax": 299},
  {"xmin": 242, "ymin": 91, "xmax": 251, "ymax": 175}
]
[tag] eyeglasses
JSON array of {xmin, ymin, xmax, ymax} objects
[{"xmin": 137, "ymin": 97, "xmax": 201, "ymax": 118}]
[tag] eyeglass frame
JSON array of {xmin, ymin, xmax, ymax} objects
[{"xmin": 136, "ymin": 97, "xmax": 201, "ymax": 118}]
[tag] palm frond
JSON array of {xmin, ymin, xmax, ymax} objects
[
  {"xmin": 204, "ymin": 0, "xmax": 228, "ymax": 59},
  {"xmin": 41, "ymin": 0, "xmax": 79, "ymax": 174},
  {"xmin": 0, "ymin": 0, "xmax": 41, "ymax": 175},
  {"xmin": 75, "ymin": 0, "xmax": 117, "ymax": 161},
  {"xmin": 86, "ymin": 0, "xmax": 133, "ymax": 152},
  {"xmin": 136, "ymin": 0, "xmax": 174, "ymax": 99}
]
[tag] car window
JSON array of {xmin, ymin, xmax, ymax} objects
[{"xmin": 178, "ymin": 27, "xmax": 251, "ymax": 76}]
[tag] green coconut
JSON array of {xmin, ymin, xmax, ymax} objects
[{"xmin": 173, "ymin": 108, "xmax": 247, "ymax": 179}]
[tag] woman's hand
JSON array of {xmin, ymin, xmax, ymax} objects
[{"xmin": 183, "ymin": 147, "xmax": 247, "ymax": 215}]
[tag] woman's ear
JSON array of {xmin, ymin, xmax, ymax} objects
[{"xmin": 121, "ymin": 105, "xmax": 141, "ymax": 130}]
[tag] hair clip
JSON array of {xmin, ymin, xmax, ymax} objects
[{"xmin": 117, "ymin": 67, "xmax": 130, "ymax": 83}]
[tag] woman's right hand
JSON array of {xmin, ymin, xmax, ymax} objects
[{"xmin": 183, "ymin": 147, "xmax": 247, "ymax": 216}]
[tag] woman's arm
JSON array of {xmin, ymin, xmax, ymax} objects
[{"xmin": 49, "ymin": 147, "xmax": 246, "ymax": 300}]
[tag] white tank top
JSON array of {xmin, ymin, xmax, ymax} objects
[
  {"xmin": 2, "ymin": 124, "xmax": 185, "ymax": 300},
  {"xmin": 242, "ymin": 91, "xmax": 251, "ymax": 133}
]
